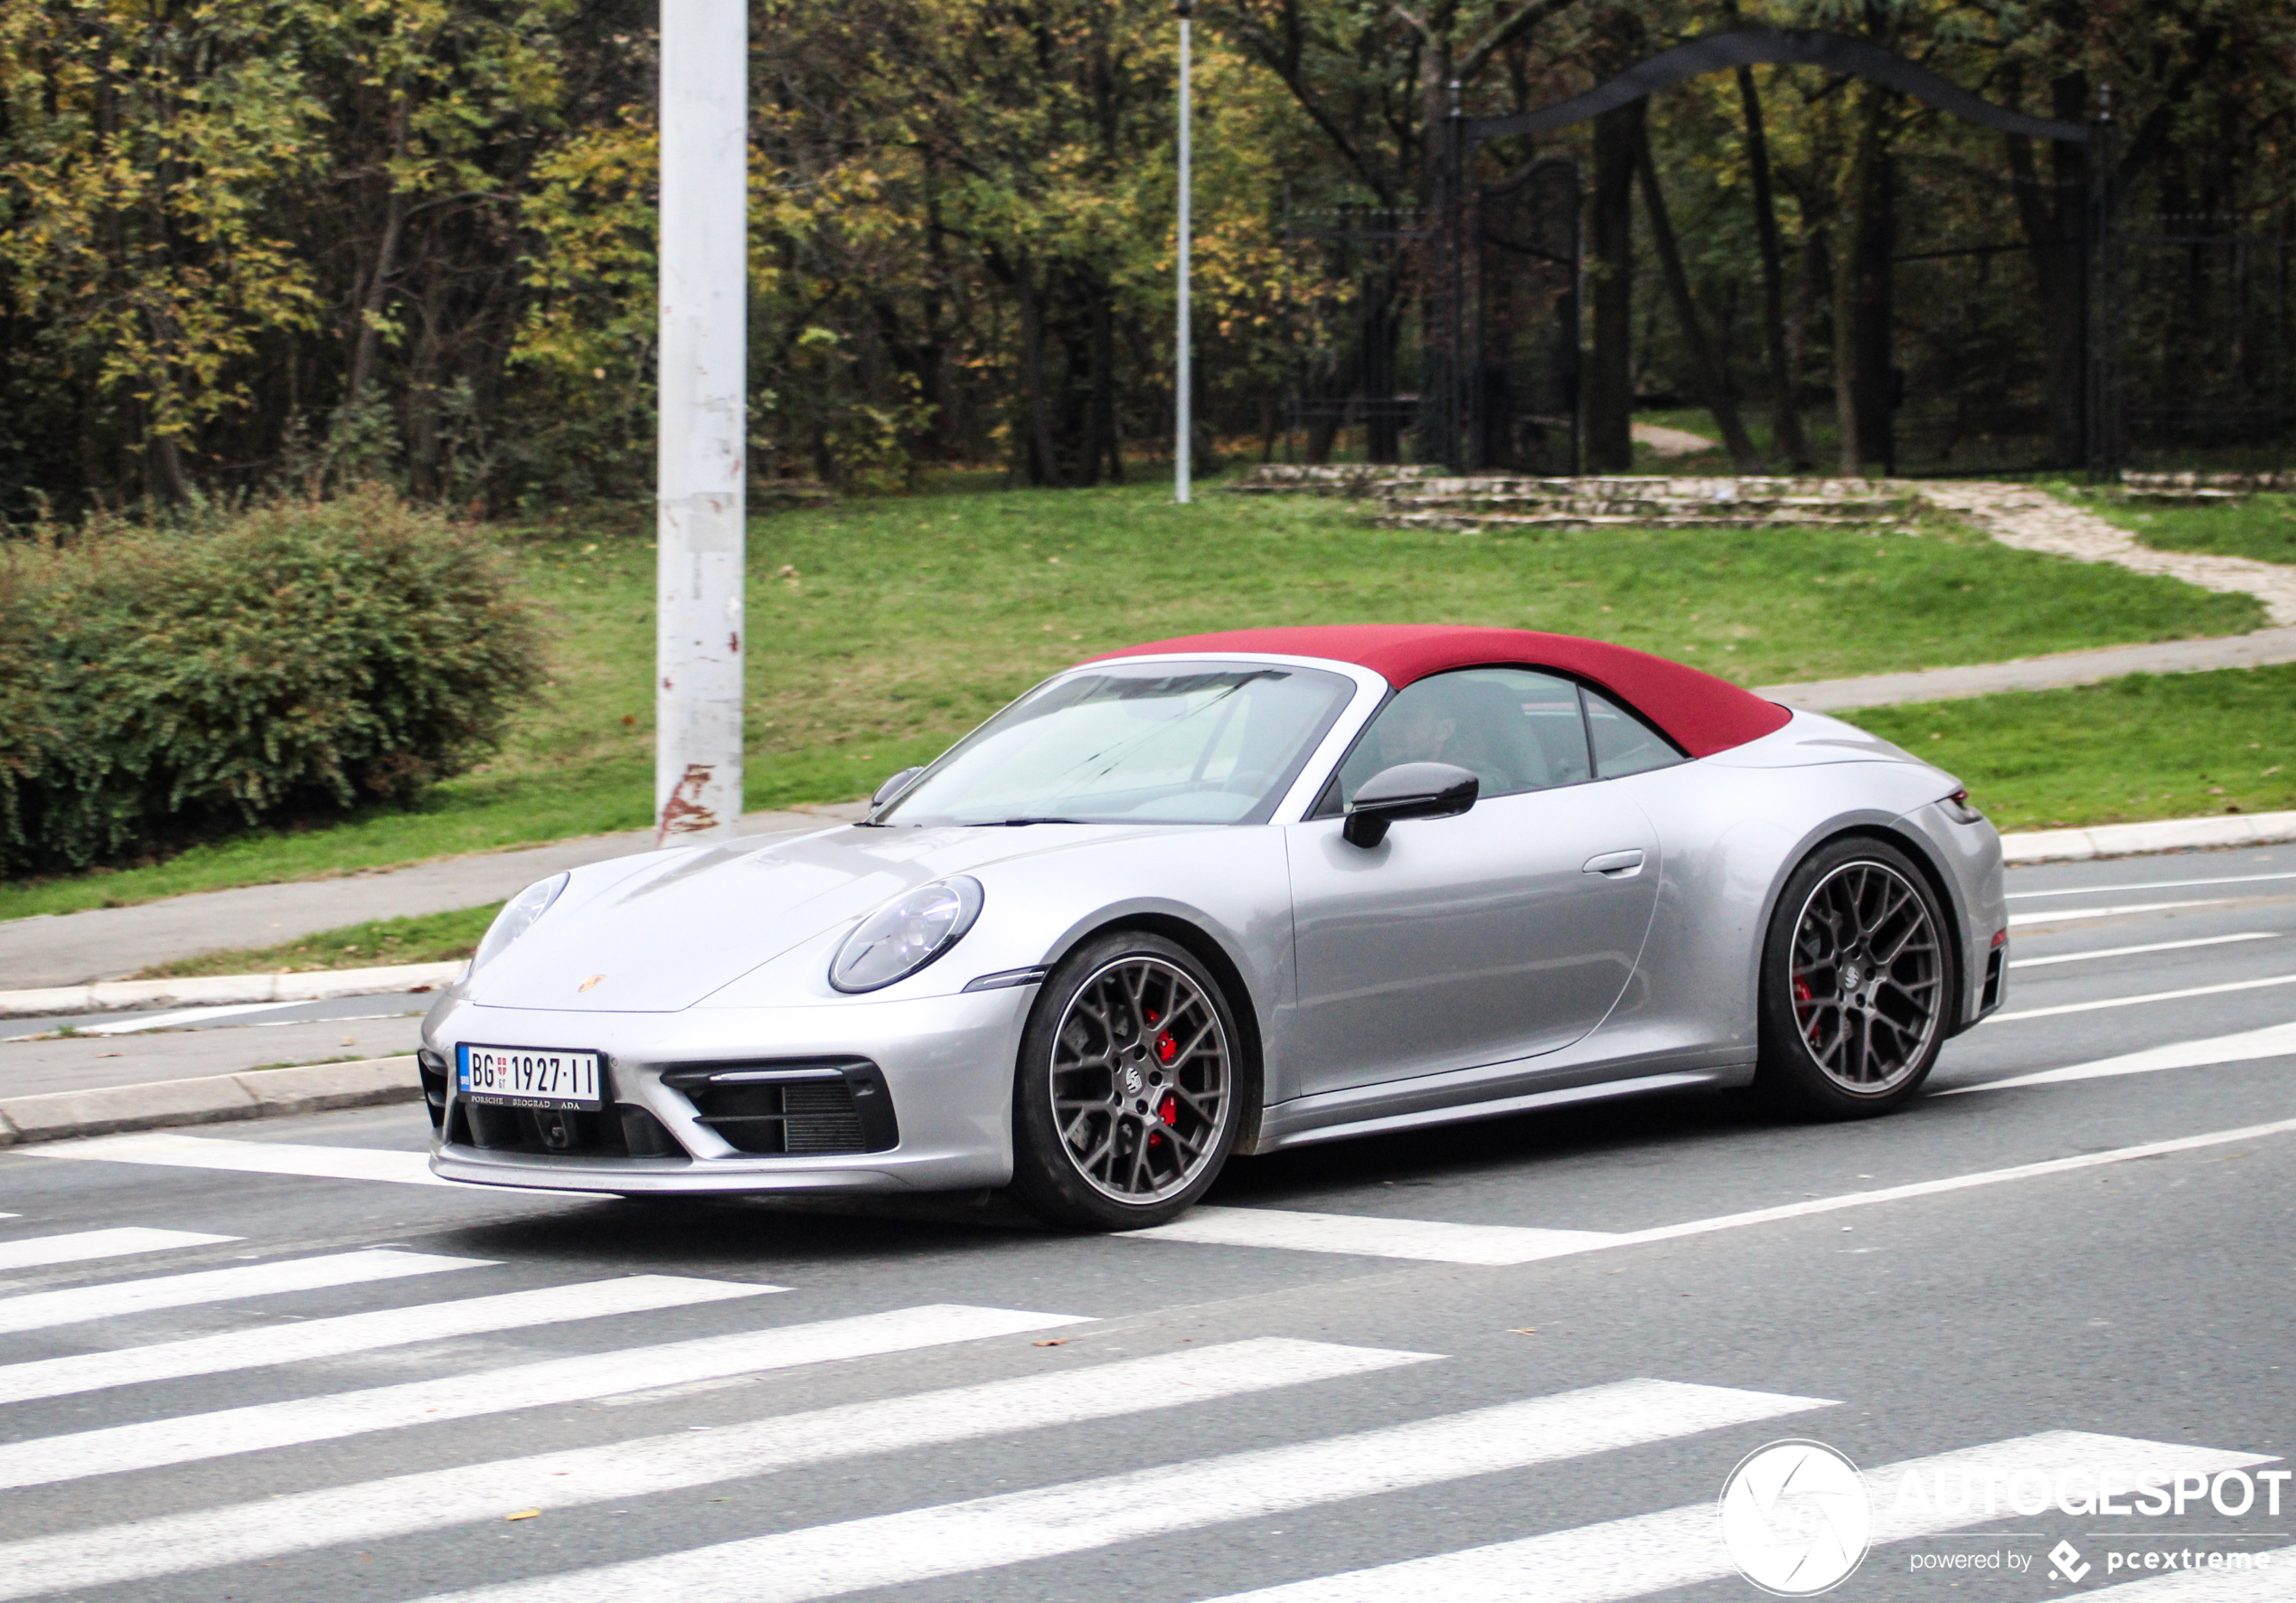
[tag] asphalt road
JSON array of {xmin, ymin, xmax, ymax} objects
[{"xmin": 2, "ymin": 844, "xmax": 2293, "ymax": 1603}]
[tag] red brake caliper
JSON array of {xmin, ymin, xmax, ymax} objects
[
  {"xmin": 1142, "ymin": 1008, "xmax": 1172, "ymax": 1145},
  {"xmin": 1793, "ymin": 976, "xmax": 1821, "ymax": 1045}
]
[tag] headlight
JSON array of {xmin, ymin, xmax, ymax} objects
[
  {"xmin": 830, "ymin": 876, "xmax": 984, "ymax": 994},
  {"xmin": 473, "ymin": 872, "xmax": 569, "ymax": 970}
]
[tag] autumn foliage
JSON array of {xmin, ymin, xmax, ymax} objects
[{"xmin": 0, "ymin": 0, "xmax": 2291, "ymax": 510}]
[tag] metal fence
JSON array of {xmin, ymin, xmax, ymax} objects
[{"xmin": 1270, "ymin": 30, "xmax": 2294, "ymax": 479}]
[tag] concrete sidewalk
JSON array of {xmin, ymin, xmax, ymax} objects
[
  {"xmin": 1, "ymin": 1008, "xmax": 427, "ymax": 1099},
  {"xmin": 0, "ymin": 1055, "xmax": 419, "ymax": 1146},
  {"xmin": 0, "ymin": 802, "xmax": 869, "ymax": 989}
]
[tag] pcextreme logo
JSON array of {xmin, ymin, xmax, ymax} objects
[{"xmin": 2049, "ymin": 1540, "xmax": 2091, "ymax": 1583}]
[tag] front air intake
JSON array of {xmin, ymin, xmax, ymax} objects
[
  {"xmin": 662, "ymin": 1059, "xmax": 899, "ymax": 1156},
  {"xmin": 415, "ymin": 1049, "xmax": 450, "ymax": 1132}
]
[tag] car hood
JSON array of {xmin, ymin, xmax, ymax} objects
[{"xmin": 465, "ymin": 822, "xmax": 1174, "ymax": 1013}]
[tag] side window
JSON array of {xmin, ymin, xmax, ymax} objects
[
  {"xmin": 1583, "ymin": 686, "xmax": 1686, "ymax": 778},
  {"xmin": 1330, "ymin": 668, "xmax": 1593, "ymax": 807}
]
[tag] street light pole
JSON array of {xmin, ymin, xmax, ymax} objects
[
  {"xmin": 654, "ymin": 0, "xmax": 748, "ymax": 845},
  {"xmin": 1173, "ymin": 0, "xmax": 1192, "ymax": 504}
]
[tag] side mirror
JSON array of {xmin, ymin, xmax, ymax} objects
[
  {"xmin": 1341, "ymin": 761, "xmax": 1479, "ymax": 847},
  {"xmin": 871, "ymin": 765, "xmax": 927, "ymax": 810}
]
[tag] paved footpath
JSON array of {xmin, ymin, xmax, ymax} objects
[
  {"xmin": 1921, "ymin": 480, "xmax": 2296, "ymax": 625},
  {"xmin": 1758, "ymin": 480, "xmax": 2296, "ymax": 710},
  {"xmin": 1755, "ymin": 623, "xmax": 2296, "ymax": 712}
]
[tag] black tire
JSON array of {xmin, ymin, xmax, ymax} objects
[
  {"xmin": 1752, "ymin": 836, "xmax": 1953, "ymax": 1119},
  {"xmin": 1009, "ymin": 930, "xmax": 1250, "ymax": 1231}
]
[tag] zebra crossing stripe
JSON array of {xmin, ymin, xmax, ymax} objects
[
  {"xmin": 0, "ymin": 1249, "xmax": 486, "ymax": 1336},
  {"xmin": 0, "ymin": 1302, "xmax": 1087, "ymax": 1491},
  {"xmin": 22, "ymin": 1133, "xmax": 456, "ymax": 1188},
  {"xmin": 2068, "ymin": 1548, "xmax": 2296, "ymax": 1598},
  {"xmin": 409, "ymin": 1377, "xmax": 1832, "ymax": 1603},
  {"xmin": 0, "ymin": 1227, "xmax": 235, "ymax": 1271},
  {"xmin": 0, "ymin": 1274, "xmax": 781, "ymax": 1406},
  {"xmin": 0, "ymin": 1337, "xmax": 1435, "ymax": 1601},
  {"xmin": 1195, "ymin": 1430, "xmax": 2277, "ymax": 1603}
]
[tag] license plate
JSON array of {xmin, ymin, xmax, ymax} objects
[{"xmin": 458, "ymin": 1045, "xmax": 602, "ymax": 1111}]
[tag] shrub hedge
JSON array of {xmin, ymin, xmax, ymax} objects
[{"xmin": 0, "ymin": 487, "xmax": 543, "ymax": 875}]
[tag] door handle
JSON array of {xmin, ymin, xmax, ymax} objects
[{"xmin": 1582, "ymin": 849, "xmax": 1646, "ymax": 878}]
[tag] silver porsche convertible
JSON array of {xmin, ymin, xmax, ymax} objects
[{"xmin": 422, "ymin": 625, "xmax": 2006, "ymax": 1229}]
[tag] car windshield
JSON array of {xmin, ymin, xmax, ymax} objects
[{"xmin": 879, "ymin": 660, "xmax": 1356, "ymax": 826}]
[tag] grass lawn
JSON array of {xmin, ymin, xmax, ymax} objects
[
  {"xmin": 2064, "ymin": 488, "xmax": 2296, "ymax": 566},
  {"xmin": 1846, "ymin": 665, "xmax": 2296, "ymax": 831},
  {"xmin": 0, "ymin": 476, "xmax": 2264, "ymax": 922},
  {"xmin": 133, "ymin": 903, "xmax": 504, "ymax": 979}
]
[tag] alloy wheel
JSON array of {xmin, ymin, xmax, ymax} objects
[
  {"xmin": 1049, "ymin": 956, "xmax": 1233, "ymax": 1203},
  {"xmin": 1787, "ymin": 861, "xmax": 1944, "ymax": 1094}
]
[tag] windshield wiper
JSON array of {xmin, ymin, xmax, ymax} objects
[{"xmin": 977, "ymin": 816, "xmax": 1087, "ymax": 826}]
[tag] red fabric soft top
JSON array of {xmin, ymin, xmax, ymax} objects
[{"xmin": 1087, "ymin": 624, "xmax": 1791, "ymax": 759}]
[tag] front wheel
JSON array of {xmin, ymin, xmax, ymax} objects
[
  {"xmin": 1009, "ymin": 931, "xmax": 1248, "ymax": 1231},
  {"xmin": 1753, "ymin": 838, "xmax": 1953, "ymax": 1118}
]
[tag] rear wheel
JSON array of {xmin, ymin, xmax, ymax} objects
[
  {"xmin": 1009, "ymin": 931, "xmax": 1247, "ymax": 1231},
  {"xmin": 1753, "ymin": 838, "xmax": 1952, "ymax": 1118}
]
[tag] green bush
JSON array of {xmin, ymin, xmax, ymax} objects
[{"xmin": 0, "ymin": 486, "xmax": 543, "ymax": 875}]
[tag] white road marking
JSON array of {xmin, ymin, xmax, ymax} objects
[
  {"xmin": 412, "ymin": 1379, "xmax": 1830, "ymax": 1603},
  {"xmin": 71, "ymin": 999, "xmax": 326, "ymax": 1035},
  {"xmin": 1988, "ymin": 973, "xmax": 2296, "ymax": 1021},
  {"xmin": 0, "ymin": 1248, "xmax": 485, "ymax": 1336},
  {"xmin": 1592, "ymin": 1118, "xmax": 2296, "ymax": 1248},
  {"xmin": 1128, "ymin": 1206, "xmax": 1620, "ymax": 1263},
  {"xmin": 0, "ymin": 1227, "xmax": 234, "ymax": 1272},
  {"xmin": 1125, "ymin": 1116, "xmax": 2296, "ymax": 1268},
  {"xmin": 0, "ymin": 1274, "xmax": 779, "ymax": 1406},
  {"xmin": 1198, "ymin": 1431, "xmax": 2275, "ymax": 1603},
  {"xmin": 2011, "ymin": 932, "xmax": 2278, "ymax": 969},
  {"xmin": 2009, "ymin": 901, "xmax": 2226, "ymax": 928},
  {"xmin": 2071, "ymin": 1549, "xmax": 2296, "ymax": 1598},
  {"xmin": 0, "ymin": 1303, "xmax": 1087, "ymax": 1491},
  {"xmin": 0, "ymin": 1338, "xmax": 1435, "ymax": 1601},
  {"xmin": 2009, "ymin": 871, "xmax": 2296, "ymax": 900},
  {"xmin": 1943, "ymin": 1020, "xmax": 2296, "ymax": 1096}
]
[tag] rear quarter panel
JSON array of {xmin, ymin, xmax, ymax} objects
[{"xmin": 1609, "ymin": 716, "xmax": 2000, "ymax": 1064}]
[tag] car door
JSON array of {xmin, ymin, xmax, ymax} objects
[{"xmin": 1282, "ymin": 668, "xmax": 1666, "ymax": 1097}]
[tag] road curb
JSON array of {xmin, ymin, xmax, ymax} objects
[
  {"xmin": 0, "ymin": 1055, "xmax": 420, "ymax": 1147},
  {"xmin": 0, "ymin": 961, "xmax": 464, "ymax": 1020},
  {"xmin": 1999, "ymin": 809, "xmax": 2296, "ymax": 864}
]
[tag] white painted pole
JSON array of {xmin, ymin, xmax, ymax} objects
[
  {"xmin": 1173, "ymin": 2, "xmax": 1192, "ymax": 504},
  {"xmin": 655, "ymin": 0, "xmax": 748, "ymax": 844}
]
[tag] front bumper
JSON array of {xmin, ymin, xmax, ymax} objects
[
  {"xmin": 1896, "ymin": 798, "xmax": 2009, "ymax": 1032},
  {"xmin": 423, "ymin": 987, "xmax": 1031, "ymax": 1196}
]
